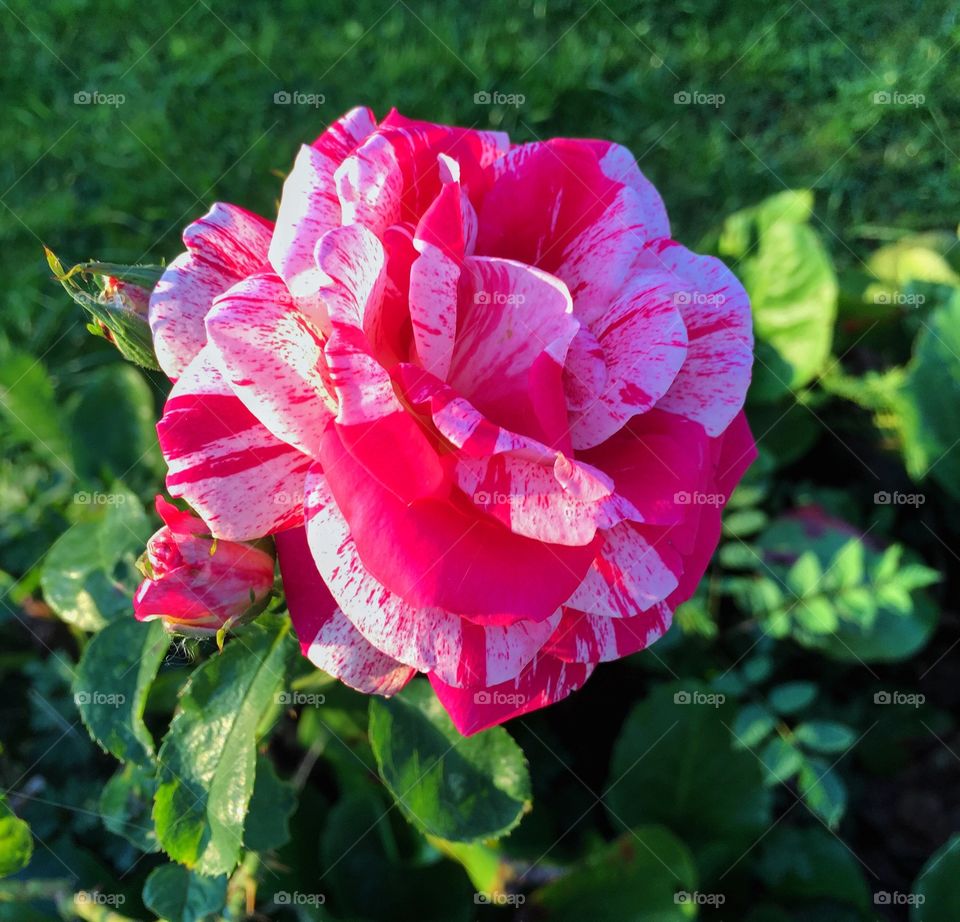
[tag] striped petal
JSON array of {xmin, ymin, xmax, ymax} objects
[
  {"xmin": 543, "ymin": 604, "xmax": 672, "ymax": 664},
  {"xmin": 429, "ymin": 653, "xmax": 594, "ymax": 736},
  {"xmin": 149, "ymin": 203, "xmax": 273, "ymax": 379},
  {"xmin": 204, "ymin": 273, "xmax": 334, "ymax": 457},
  {"xmin": 276, "ymin": 525, "xmax": 414, "ymax": 696},
  {"xmin": 157, "ymin": 345, "xmax": 310, "ymax": 541},
  {"xmin": 303, "ymin": 469, "xmax": 559, "ymax": 687}
]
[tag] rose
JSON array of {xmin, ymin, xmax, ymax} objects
[
  {"xmin": 134, "ymin": 497, "xmax": 275, "ymax": 635},
  {"xmin": 148, "ymin": 108, "xmax": 754, "ymax": 734}
]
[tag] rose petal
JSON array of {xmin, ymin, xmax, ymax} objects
[
  {"xmin": 157, "ymin": 345, "xmax": 311, "ymax": 541},
  {"xmin": 149, "ymin": 202, "xmax": 273, "ymax": 379},
  {"xmin": 276, "ymin": 526, "xmax": 414, "ymax": 696}
]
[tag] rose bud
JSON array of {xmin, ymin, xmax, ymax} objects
[{"xmin": 134, "ymin": 497, "xmax": 275, "ymax": 636}]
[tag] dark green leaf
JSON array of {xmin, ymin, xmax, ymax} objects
[
  {"xmin": 100, "ymin": 762, "xmax": 160, "ymax": 853},
  {"xmin": 369, "ymin": 680, "xmax": 531, "ymax": 843},
  {"xmin": 768, "ymin": 681, "xmax": 818, "ymax": 715},
  {"xmin": 243, "ymin": 756, "xmax": 296, "ymax": 853},
  {"xmin": 533, "ymin": 826, "xmax": 697, "ymax": 921},
  {"xmin": 142, "ymin": 864, "xmax": 227, "ymax": 922},
  {"xmin": 74, "ymin": 618, "xmax": 168, "ymax": 762},
  {"xmin": 154, "ymin": 618, "xmax": 297, "ymax": 875},
  {"xmin": 794, "ymin": 721, "xmax": 858, "ymax": 754}
]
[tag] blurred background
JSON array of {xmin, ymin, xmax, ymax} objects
[{"xmin": 2, "ymin": 1, "xmax": 960, "ymax": 920}]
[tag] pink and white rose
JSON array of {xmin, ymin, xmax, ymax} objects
[{"xmin": 145, "ymin": 107, "xmax": 755, "ymax": 733}]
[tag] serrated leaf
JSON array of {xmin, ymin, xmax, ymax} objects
[
  {"xmin": 74, "ymin": 618, "xmax": 168, "ymax": 762},
  {"xmin": 368, "ymin": 681, "xmax": 531, "ymax": 843},
  {"xmin": 154, "ymin": 618, "xmax": 296, "ymax": 875},
  {"xmin": 0, "ymin": 797, "xmax": 32, "ymax": 878},
  {"xmin": 243, "ymin": 756, "xmax": 296, "ymax": 853},
  {"xmin": 142, "ymin": 864, "xmax": 227, "ymax": 922},
  {"xmin": 794, "ymin": 721, "xmax": 858, "ymax": 754}
]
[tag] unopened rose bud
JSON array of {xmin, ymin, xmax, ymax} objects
[
  {"xmin": 134, "ymin": 497, "xmax": 275, "ymax": 636},
  {"xmin": 45, "ymin": 247, "xmax": 162, "ymax": 371}
]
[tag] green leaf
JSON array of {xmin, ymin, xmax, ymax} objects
[
  {"xmin": 100, "ymin": 762, "xmax": 160, "ymax": 853},
  {"xmin": 154, "ymin": 618, "xmax": 297, "ymax": 875},
  {"xmin": 243, "ymin": 756, "xmax": 296, "ymax": 853},
  {"xmin": 798, "ymin": 757, "xmax": 847, "ymax": 828},
  {"xmin": 40, "ymin": 490, "xmax": 152, "ymax": 631},
  {"xmin": 74, "ymin": 618, "xmax": 168, "ymax": 762},
  {"xmin": 758, "ymin": 826, "xmax": 870, "ymax": 911},
  {"xmin": 759, "ymin": 736, "xmax": 804, "ymax": 785},
  {"xmin": 142, "ymin": 864, "xmax": 227, "ymax": 922},
  {"xmin": 719, "ymin": 191, "xmax": 837, "ymax": 401},
  {"xmin": 768, "ymin": 681, "xmax": 817, "ymax": 714},
  {"xmin": 368, "ymin": 681, "xmax": 531, "ymax": 843},
  {"xmin": 532, "ymin": 825, "xmax": 697, "ymax": 921},
  {"xmin": 0, "ymin": 342, "xmax": 72, "ymax": 472},
  {"xmin": 757, "ymin": 514, "xmax": 939, "ymax": 662},
  {"xmin": 607, "ymin": 682, "xmax": 771, "ymax": 874},
  {"xmin": 896, "ymin": 292, "xmax": 960, "ymax": 500},
  {"xmin": 0, "ymin": 797, "xmax": 32, "ymax": 878},
  {"xmin": 320, "ymin": 790, "xmax": 472, "ymax": 921},
  {"xmin": 733, "ymin": 704, "xmax": 777, "ymax": 748},
  {"xmin": 912, "ymin": 834, "xmax": 960, "ymax": 920},
  {"xmin": 794, "ymin": 721, "xmax": 858, "ymax": 754},
  {"xmin": 68, "ymin": 365, "xmax": 163, "ymax": 484}
]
